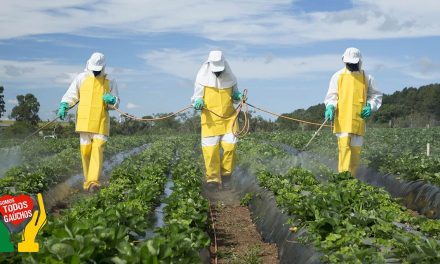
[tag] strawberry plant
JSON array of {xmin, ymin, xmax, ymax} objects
[
  {"xmin": 239, "ymin": 139, "xmax": 440, "ymax": 263},
  {"xmin": 117, "ymin": 138, "xmax": 210, "ymax": 263},
  {"xmin": 256, "ymin": 127, "xmax": 440, "ymax": 188},
  {"xmin": 1, "ymin": 137, "xmax": 211, "ymax": 263},
  {"xmin": 0, "ymin": 135, "xmax": 151, "ymax": 195},
  {"xmin": 2, "ymin": 139, "xmax": 173, "ymax": 263}
]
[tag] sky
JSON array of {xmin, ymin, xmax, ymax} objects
[{"xmin": 1, "ymin": 0, "xmax": 440, "ymax": 121}]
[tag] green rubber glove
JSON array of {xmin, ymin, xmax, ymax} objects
[
  {"xmin": 57, "ymin": 102, "xmax": 69, "ymax": 120},
  {"xmin": 103, "ymin": 93, "xmax": 116, "ymax": 105},
  {"xmin": 325, "ymin": 105, "xmax": 335, "ymax": 121},
  {"xmin": 193, "ymin": 98, "xmax": 204, "ymax": 110},
  {"xmin": 0, "ymin": 221, "xmax": 13, "ymax": 252},
  {"xmin": 232, "ymin": 91, "xmax": 246, "ymax": 102},
  {"xmin": 361, "ymin": 103, "xmax": 372, "ymax": 119}
]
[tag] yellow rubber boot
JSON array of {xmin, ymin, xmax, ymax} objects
[
  {"xmin": 84, "ymin": 139, "xmax": 106, "ymax": 190},
  {"xmin": 202, "ymin": 144, "xmax": 221, "ymax": 183},
  {"xmin": 80, "ymin": 144, "xmax": 92, "ymax": 185},
  {"xmin": 220, "ymin": 141, "xmax": 237, "ymax": 177},
  {"xmin": 338, "ymin": 137, "xmax": 351, "ymax": 174},
  {"xmin": 350, "ymin": 146, "xmax": 362, "ymax": 177}
]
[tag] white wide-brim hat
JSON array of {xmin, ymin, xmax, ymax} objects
[
  {"xmin": 87, "ymin": 52, "xmax": 106, "ymax": 71},
  {"xmin": 342, "ymin": 47, "xmax": 362, "ymax": 64}
]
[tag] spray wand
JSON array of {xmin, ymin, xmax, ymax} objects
[{"xmin": 302, "ymin": 117, "xmax": 329, "ymax": 151}]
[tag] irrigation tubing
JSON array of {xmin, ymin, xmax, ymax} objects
[{"xmin": 208, "ymin": 202, "xmax": 218, "ymax": 264}]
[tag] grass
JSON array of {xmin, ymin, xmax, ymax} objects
[
  {"xmin": 229, "ymin": 245, "xmax": 262, "ymax": 264},
  {"xmin": 0, "ymin": 120, "xmax": 14, "ymax": 126}
]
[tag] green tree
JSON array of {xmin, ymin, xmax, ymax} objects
[
  {"xmin": 178, "ymin": 111, "xmax": 200, "ymax": 134},
  {"xmin": 372, "ymin": 104, "xmax": 407, "ymax": 124},
  {"xmin": 275, "ymin": 103, "xmax": 326, "ymax": 131},
  {"xmin": 153, "ymin": 112, "xmax": 180, "ymax": 131},
  {"xmin": 250, "ymin": 114, "xmax": 276, "ymax": 132},
  {"xmin": 10, "ymin": 94, "xmax": 40, "ymax": 125},
  {"xmin": 0, "ymin": 86, "xmax": 5, "ymax": 119}
]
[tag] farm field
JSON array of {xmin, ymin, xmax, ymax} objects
[
  {"xmin": 0, "ymin": 135, "xmax": 151, "ymax": 194},
  {"xmin": 238, "ymin": 137, "xmax": 440, "ymax": 263},
  {"xmin": 1, "ymin": 136, "xmax": 211, "ymax": 263},
  {"xmin": 256, "ymin": 127, "xmax": 440, "ymax": 187},
  {"xmin": 0, "ymin": 127, "xmax": 439, "ymax": 263}
]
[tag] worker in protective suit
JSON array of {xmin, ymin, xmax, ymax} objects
[
  {"xmin": 324, "ymin": 47, "xmax": 382, "ymax": 177},
  {"xmin": 192, "ymin": 50, "xmax": 245, "ymax": 190},
  {"xmin": 57, "ymin": 52, "xmax": 119, "ymax": 192}
]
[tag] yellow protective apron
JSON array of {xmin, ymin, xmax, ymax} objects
[
  {"xmin": 334, "ymin": 70, "xmax": 367, "ymax": 177},
  {"xmin": 334, "ymin": 69, "xmax": 367, "ymax": 136},
  {"xmin": 201, "ymin": 86, "xmax": 237, "ymax": 137},
  {"xmin": 201, "ymin": 86, "xmax": 237, "ymax": 183},
  {"xmin": 76, "ymin": 75, "xmax": 110, "ymax": 136}
]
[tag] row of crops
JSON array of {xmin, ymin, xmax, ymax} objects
[
  {"xmin": 0, "ymin": 137, "xmax": 78, "ymax": 163},
  {"xmin": 0, "ymin": 137, "xmax": 78, "ymax": 177},
  {"xmin": 0, "ymin": 135, "xmax": 151, "ymax": 195},
  {"xmin": 238, "ymin": 137, "xmax": 440, "ymax": 263},
  {"xmin": 2, "ymin": 137, "xmax": 210, "ymax": 263},
  {"xmin": 255, "ymin": 127, "xmax": 440, "ymax": 187}
]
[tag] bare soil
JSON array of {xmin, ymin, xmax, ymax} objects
[{"xmin": 205, "ymin": 187, "xmax": 278, "ymax": 264}]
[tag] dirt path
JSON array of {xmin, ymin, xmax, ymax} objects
[{"xmin": 205, "ymin": 187, "xmax": 278, "ymax": 264}]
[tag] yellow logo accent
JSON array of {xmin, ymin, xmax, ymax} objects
[{"xmin": 17, "ymin": 193, "xmax": 47, "ymax": 253}]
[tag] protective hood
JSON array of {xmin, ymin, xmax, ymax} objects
[{"xmin": 195, "ymin": 59, "xmax": 237, "ymax": 89}]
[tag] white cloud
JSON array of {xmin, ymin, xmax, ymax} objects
[
  {"xmin": 142, "ymin": 48, "xmax": 342, "ymax": 80},
  {"xmin": 0, "ymin": 1, "xmax": 440, "ymax": 44},
  {"xmin": 0, "ymin": 58, "xmax": 143, "ymax": 90},
  {"xmin": 403, "ymin": 57, "xmax": 440, "ymax": 80},
  {"xmin": 230, "ymin": 55, "xmax": 339, "ymax": 79},
  {"xmin": 140, "ymin": 49, "xmax": 203, "ymax": 79},
  {"xmin": 7, "ymin": 99, "xmax": 18, "ymax": 105},
  {"xmin": 142, "ymin": 47, "xmax": 440, "ymax": 83},
  {"xmin": 54, "ymin": 72, "xmax": 79, "ymax": 84},
  {"xmin": 0, "ymin": 49, "xmax": 418, "ymax": 95},
  {"xmin": 0, "ymin": 59, "xmax": 81, "ymax": 89},
  {"xmin": 126, "ymin": 102, "xmax": 139, "ymax": 109}
]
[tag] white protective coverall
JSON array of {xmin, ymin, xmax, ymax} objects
[
  {"xmin": 324, "ymin": 47, "xmax": 382, "ymax": 176},
  {"xmin": 61, "ymin": 52, "xmax": 119, "ymax": 190},
  {"xmin": 192, "ymin": 51, "xmax": 241, "ymax": 184}
]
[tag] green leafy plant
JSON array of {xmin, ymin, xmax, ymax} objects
[
  {"xmin": 238, "ymin": 139, "xmax": 440, "ymax": 263},
  {"xmin": 240, "ymin": 192, "xmax": 255, "ymax": 206}
]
